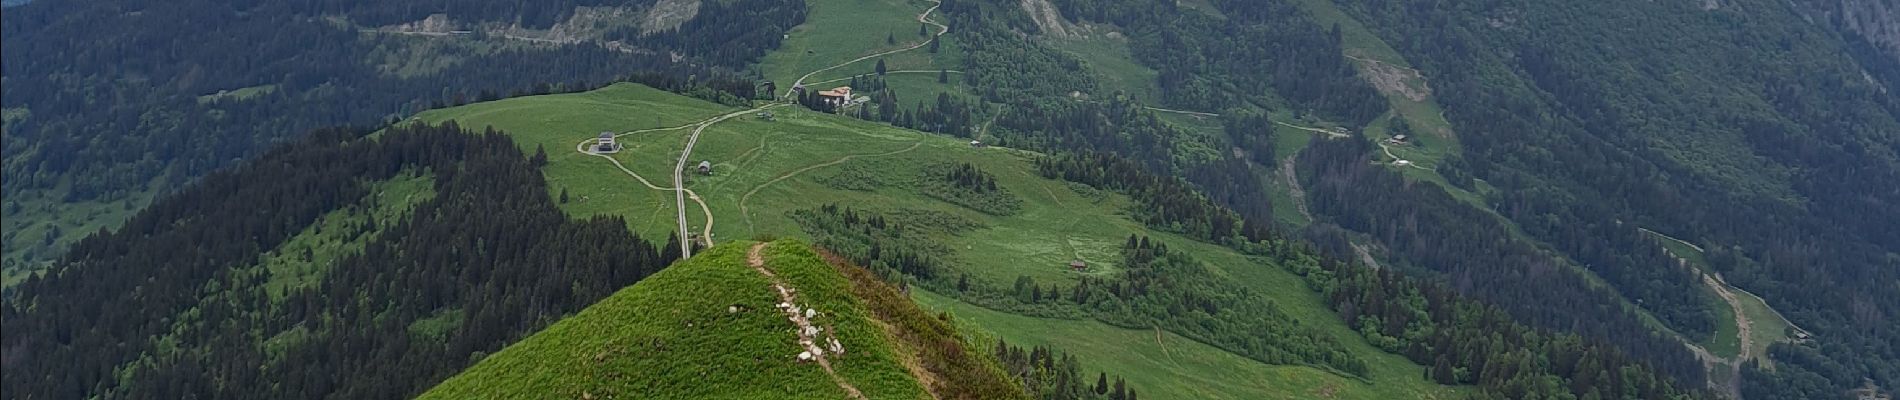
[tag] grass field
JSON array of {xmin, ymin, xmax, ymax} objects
[
  {"xmin": 1647, "ymin": 229, "xmax": 1794, "ymax": 363},
  {"xmin": 415, "ymin": 82, "xmax": 1467, "ymax": 398},
  {"xmin": 916, "ymin": 288, "xmax": 1460, "ymax": 400},
  {"xmin": 421, "ymin": 240, "xmax": 931, "ymax": 399},
  {"xmin": 2, "ymin": 182, "xmax": 161, "ymax": 286},
  {"xmin": 758, "ymin": 0, "xmax": 952, "ymax": 89},
  {"xmin": 1045, "ymin": 25, "xmax": 1162, "ymax": 104}
]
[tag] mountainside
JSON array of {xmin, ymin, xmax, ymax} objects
[
  {"xmin": 1310, "ymin": 0, "xmax": 1900, "ymax": 397},
  {"xmin": 1, "ymin": 123, "xmax": 680, "ymax": 399},
  {"xmin": 6, "ymin": 0, "xmax": 1895, "ymax": 398},
  {"xmin": 0, "ymin": 0, "xmax": 798, "ymax": 279},
  {"xmin": 406, "ymin": 75, "xmax": 1701, "ymax": 399},
  {"xmin": 421, "ymin": 240, "xmax": 1023, "ymax": 399}
]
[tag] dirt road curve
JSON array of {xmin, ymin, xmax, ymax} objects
[{"xmin": 784, "ymin": 0, "xmax": 948, "ymax": 99}]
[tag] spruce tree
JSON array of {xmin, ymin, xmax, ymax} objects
[
  {"xmin": 876, "ymin": 59, "xmax": 888, "ymax": 76},
  {"xmin": 1095, "ymin": 373, "xmax": 1108, "ymax": 395}
]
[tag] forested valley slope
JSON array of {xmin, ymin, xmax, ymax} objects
[{"xmin": 3, "ymin": 0, "xmax": 1897, "ymax": 398}]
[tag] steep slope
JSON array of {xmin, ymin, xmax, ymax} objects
[
  {"xmin": 413, "ymin": 82, "xmax": 1468, "ymax": 399},
  {"xmin": 415, "ymin": 77, "xmax": 1703, "ymax": 399},
  {"xmin": 1323, "ymin": 0, "xmax": 1900, "ymax": 396},
  {"xmin": 421, "ymin": 240, "xmax": 1022, "ymax": 399},
  {"xmin": 0, "ymin": 0, "xmax": 799, "ymax": 279},
  {"xmin": 0, "ymin": 124, "xmax": 679, "ymax": 399}
]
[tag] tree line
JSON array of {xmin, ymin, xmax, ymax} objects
[
  {"xmin": 1289, "ymin": 250, "xmax": 1708, "ymax": 400},
  {"xmin": 994, "ymin": 340, "xmax": 1143, "ymax": 400},
  {"xmin": 1330, "ymin": 0, "xmax": 1900, "ymax": 394},
  {"xmin": 1, "ymin": 123, "xmax": 680, "ymax": 399},
  {"xmin": 1, "ymin": 0, "xmax": 803, "ymax": 267},
  {"xmin": 1294, "ymin": 137, "xmax": 1708, "ymax": 384}
]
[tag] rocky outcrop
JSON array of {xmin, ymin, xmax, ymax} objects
[{"xmin": 1020, "ymin": 0, "xmax": 1072, "ymax": 37}]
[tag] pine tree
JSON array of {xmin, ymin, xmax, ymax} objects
[
  {"xmin": 1432, "ymin": 354, "xmax": 1457, "ymax": 384},
  {"xmin": 928, "ymin": 35, "xmax": 940, "ymax": 53},
  {"xmin": 919, "ymin": 22, "xmax": 928, "ymax": 36},
  {"xmin": 876, "ymin": 59, "xmax": 888, "ymax": 76},
  {"xmin": 559, "ymin": 187, "xmax": 569, "ymax": 204},
  {"xmin": 939, "ymin": 69, "xmax": 949, "ymax": 83},
  {"xmin": 531, "ymin": 144, "xmax": 549, "ymax": 167},
  {"xmin": 1095, "ymin": 373, "xmax": 1108, "ymax": 395},
  {"xmin": 887, "ymin": 32, "xmax": 896, "ymax": 45}
]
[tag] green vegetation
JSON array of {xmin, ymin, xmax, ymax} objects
[
  {"xmin": 915, "ymin": 289, "xmax": 1460, "ymax": 400},
  {"xmin": 409, "ymin": 82, "xmax": 736, "ymax": 237},
  {"xmin": 1, "ymin": 0, "xmax": 796, "ymax": 282},
  {"xmin": 822, "ymin": 244, "xmax": 1028, "ymax": 399},
  {"xmin": 1646, "ymin": 229, "xmax": 1794, "ymax": 364},
  {"xmin": 196, "ymin": 84, "xmax": 279, "ymax": 103},
  {"xmin": 758, "ymin": 0, "xmax": 947, "ymax": 87},
  {"xmin": 253, "ymin": 169, "xmax": 435, "ymax": 298},
  {"xmin": 1043, "ymin": 25, "xmax": 1161, "ymax": 103},
  {"xmin": 415, "ymin": 83, "xmax": 1465, "ymax": 396},
  {"xmin": 920, "ymin": 162, "xmax": 1022, "ymax": 215},
  {"xmin": 421, "ymin": 240, "xmax": 932, "ymax": 399},
  {"xmin": 1, "ymin": 185, "xmax": 157, "ymax": 286},
  {"xmin": 2, "ymin": 124, "xmax": 685, "ymax": 399}
]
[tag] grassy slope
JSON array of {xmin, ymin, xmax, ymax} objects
[
  {"xmin": 416, "ymin": 83, "xmax": 1463, "ymax": 399},
  {"xmin": 1648, "ymin": 230, "xmax": 1793, "ymax": 363},
  {"xmin": 254, "ymin": 169, "xmax": 435, "ymax": 298},
  {"xmin": 916, "ymin": 289, "xmax": 1455, "ymax": 400},
  {"xmin": 136, "ymin": 170, "xmax": 437, "ymax": 383},
  {"xmin": 757, "ymin": 0, "xmax": 954, "ymax": 88},
  {"xmin": 410, "ymin": 83, "xmax": 736, "ymax": 238},
  {"xmin": 1045, "ymin": 24, "xmax": 1162, "ymax": 103},
  {"xmin": 421, "ymin": 240, "xmax": 930, "ymax": 399},
  {"xmin": 1, "ymin": 184, "xmax": 158, "ymax": 286}
]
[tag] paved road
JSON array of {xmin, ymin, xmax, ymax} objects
[{"xmin": 672, "ymin": 105, "xmax": 786, "ymax": 256}]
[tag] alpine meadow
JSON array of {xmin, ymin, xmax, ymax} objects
[{"xmin": 3, "ymin": 0, "xmax": 1897, "ymax": 399}]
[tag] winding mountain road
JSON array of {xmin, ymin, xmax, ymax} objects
[{"xmin": 783, "ymin": 0, "xmax": 948, "ymax": 100}]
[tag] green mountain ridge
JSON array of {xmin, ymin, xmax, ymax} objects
[
  {"xmin": 8, "ymin": 0, "xmax": 1898, "ymax": 397},
  {"xmin": 423, "ymin": 240, "xmax": 1018, "ymax": 399}
]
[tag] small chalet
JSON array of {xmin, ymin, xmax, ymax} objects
[
  {"xmin": 595, "ymin": 132, "xmax": 617, "ymax": 153},
  {"xmin": 969, "ymin": 140, "xmax": 986, "ymax": 148},
  {"xmin": 1068, "ymin": 260, "xmax": 1088, "ymax": 272},
  {"xmin": 698, "ymin": 160, "xmax": 713, "ymax": 175},
  {"xmin": 817, "ymin": 86, "xmax": 853, "ymax": 107}
]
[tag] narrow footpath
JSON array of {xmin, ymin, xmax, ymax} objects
[{"xmin": 749, "ymin": 243, "xmax": 866, "ymax": 400}]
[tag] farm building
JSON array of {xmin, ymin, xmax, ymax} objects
[
  {"xmin": 1069, "ymin": 260, "xmax": 1088, "ymax": 272},
  {"xmin": 595, "ymin": 132, "xmax": 617, "ymax": 153},
  {"xmin": 698, "ymin": 160, "xmax": 713, "ymax": 175},
  {"xmin": 817, "ymin": 86, "xmax": 852, "ymax": 107}
]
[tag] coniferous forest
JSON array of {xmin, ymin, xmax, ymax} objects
[
  {"xmin": 0, "ymin": 0, "xmax": 801, "ymax": 266},
  {"xmin": 0, "ymin": 123, "xmax": 678, "ymax": 399}
]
